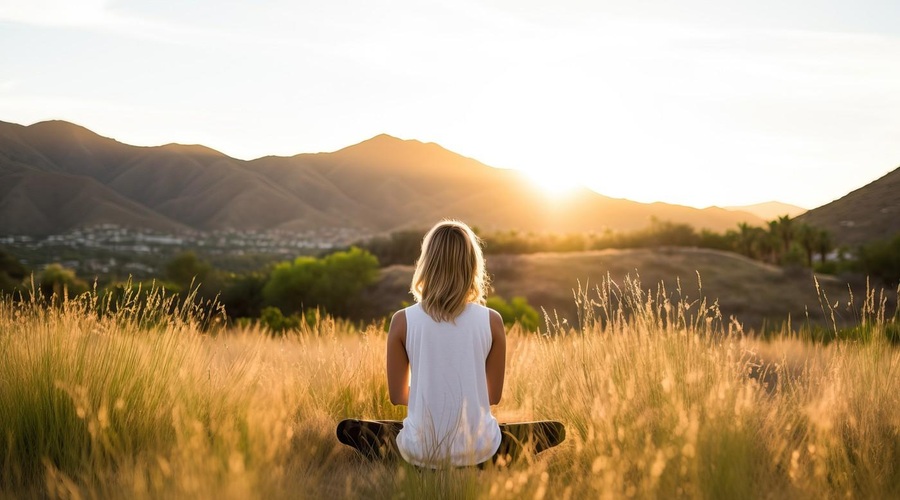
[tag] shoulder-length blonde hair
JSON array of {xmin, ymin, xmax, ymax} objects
[{"xmin": 411, "ymin": 219, "xmax": 489, "ymax": 322}]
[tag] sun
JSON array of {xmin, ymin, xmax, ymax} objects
[{"xmin": 521, "ymin": 168, "xmax": 582, "ymax": 198}]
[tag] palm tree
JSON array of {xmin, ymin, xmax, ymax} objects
[
  {"xmin": 814, "ymin": 229, "xmax": 834, "ymax": 264},
  {"xmin": 777, "ymin": 215, "xmax": 795, "ymax": 253},
  {"xmin": 796, "ymin": 223, "xmax": 817, "ymax": 267},
  {"xmin": 734, "ymin": 222, "xmax": 756, "ymax": 258},
  {"xmin": 755, "ymin": 227, "xmax": 780, "ymax": 264},
  {"xmin": 767, "ymin": 215, "xmax": 795, "ymax": 264}
]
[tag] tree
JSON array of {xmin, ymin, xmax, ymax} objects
[
  {"xmin": 813, "ymin": 228, "xmax": 834, "ymax": 264},
  {"xmin": 262, "ymin": 256, "xmax": 321, "ymax": 314},
  {"xmin": 731, "ymin": 222, "xmax": 757, "ymax": 258},
  {"xmin": 259, "ymin": 306, "xmax": 301, "ymax": 334},
  {"xmin": 358, "ymin": 230, "xmax": 425, "ymax": 267},
  {"xmin": 731, "ymin": 224, "xmax": 772, "ymax": 262},
  {"xmin": 38, "ymin": 264, "xmax": 89, "ymax": 300},
  {"xmin": 795, "ymin": 223, "xmax": 817, "ymax": 267},
  {"xmin": 219, "ymin": 271, "xmax": 268, "ymax": 319},
  {"xmin": 261, "ymin": 247, "xmax": 379, "ymax": 317},
  {"xmin": 0, "ymin": 249, "xmax": 27, "ymax": 292},
  {"xmin": 768, "ymin": 215, "xmax": 795, "ymax": 263},
  {"xmin": 317, "ymin": 247, "xmax": 380, "ymax": 316},
  {"xmin": 698, "ymin": 229, "xmax": 733, "ymax": 251},
  {"xmin": 857, "ymin": 234, "xmax": 900, "ymax": 287},
  {"xmin": 165, "ymin": 251, "xmax": 212, "ymax": 291},
  {"xmin": 791, "ymin": 223, "xmax": 834, "ymax": 268},
  {"xmin": 645, "ymin": 218, "xmax": 698, "ymax": 247},
  {"xmin": 756, "ymin": 229, "xmax": 780, "ymax": 264},
  {"xmin": 487, "ymin": 295, "xmax": 540, "ymax": 332}
]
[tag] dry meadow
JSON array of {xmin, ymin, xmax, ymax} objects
[{"xmin": 1, "ymin": 276, "xmax": 899, "ymax": 499}]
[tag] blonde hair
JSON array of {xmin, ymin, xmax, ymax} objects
[{"xmin": 411, "ymin": 219, "xmax": 489, "ymax": 322}]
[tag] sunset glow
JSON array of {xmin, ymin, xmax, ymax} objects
[
  {"xmin": 522, "ymin": 168, "xmax": 583, "ymax": 198},
  {"xmin": 2, "ymin": 0, "xmax": 899, "ymax": 209}
]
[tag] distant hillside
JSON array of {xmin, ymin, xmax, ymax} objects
[
  {"xmin": 0, "ymin": 119, "xmax": 767, "ymax": 236},
  {"xmin": 725, "ymin": 201, "xmax": 807, "ymax": 220},
  {"xmin": 360, "ymin": 247, "xmax": 874, "ymax": 332},
  {"xmin": 797, "ymin": 167, "xmax": 900, "ymax": 248}
]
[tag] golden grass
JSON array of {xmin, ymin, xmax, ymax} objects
[{"xmin": 1, "ymin": 277, "xmax": 898, "ymax": 499}]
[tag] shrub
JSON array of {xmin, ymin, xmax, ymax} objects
[{"xmin": 486, "ymin": 295, "xmax": 540, "ymax": 332}]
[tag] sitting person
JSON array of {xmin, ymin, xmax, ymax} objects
[{"xmin": 337, "ymin": 219, "xmax": 564, "ymax": 468}]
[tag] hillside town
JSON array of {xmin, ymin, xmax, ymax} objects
[{"xmin": 0, "ymin": 224, "xmax": 370, "ymax": 279}]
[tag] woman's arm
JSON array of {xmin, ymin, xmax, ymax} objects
[
  {"xmin": 485, "ymin": 309, "xmax": 506, "ymax": 405},
  {"xmin": 386, "ymin": 310, "xmax": 410, "ymax": 406}
]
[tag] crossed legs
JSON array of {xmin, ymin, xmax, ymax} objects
[{"xmin": 336, "ymin": 419, "xmax": 566, "ymax": 466}]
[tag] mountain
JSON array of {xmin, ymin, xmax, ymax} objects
[
  {"xmin": 796, "ymin": 167, "xmax": 900, "ymax": 247},
  {"xmin": 724, "ymin": 201, "xmax": 807, "ymax": 220},
  {"xmin": 0, "ymin": 119, "xmax": 768, "ymax": 237}
]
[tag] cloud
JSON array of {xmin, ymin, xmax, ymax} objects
[
  {"xmin": 0, "ymin": 0, "xmax": 113, "ymax": 27},
  {"xmin": 0, "ymin": 0, "xmax": 228, "ymax": 46},
  {"xmin": 0, "ymin": 80, "xmax": 17, "ymax": 92}
]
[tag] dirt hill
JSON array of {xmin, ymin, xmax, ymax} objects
[{"xmin": 359, "ymin": 247, "xmax": 875, "ymax": 333}]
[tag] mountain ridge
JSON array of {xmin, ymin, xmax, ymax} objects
[
  {"xmin": 724, "ymin": 201, "xmax": 808, "ymax": 220},
  {"xmin": 797, "ymin": 166, "xmax": 900, "ymax": 247},
  {"xmin": 0, "ymin": 118, "xmax": 830, "ymax": 239}
]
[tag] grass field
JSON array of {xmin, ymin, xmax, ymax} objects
[{"xmin": 1, "ymin": 276, "xmax": 899, "ymax": 499}]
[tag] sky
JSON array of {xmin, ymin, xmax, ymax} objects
[{"xmin": 2, "ymin": 0, "xmax": 900, "ymax": 210}]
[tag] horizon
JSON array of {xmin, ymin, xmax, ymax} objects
[
  {"xmin": 2, "ymin": 1, "xmax": 900, "ymax": 210},
  {"xmin": 3, "ymin": 117, "xmax": 824, "ymax": 213}
]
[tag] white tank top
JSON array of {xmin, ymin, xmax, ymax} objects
[{"xmin": 395, "ymin": 302, "xmax": 502, "ymax": 467}]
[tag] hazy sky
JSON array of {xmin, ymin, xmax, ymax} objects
[{"xmin": 2, "ymin": 0, "xmax": 900, "ymax": 210}]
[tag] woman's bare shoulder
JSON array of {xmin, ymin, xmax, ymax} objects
[
  {"xmin": 487, "ymin": 308, "xmax": 505, "ymax": 331},
  {"xmin": 391, "ymin": 308, "xmax": 407, "ymax": 324},
  {"xmin": 389, "ymin": 309, "xmax": 407, "ymax": 339}
]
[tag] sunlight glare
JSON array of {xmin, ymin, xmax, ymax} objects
[{"xmin": 521, "ymin": 167, "xmax": 582, "ymax": 197}]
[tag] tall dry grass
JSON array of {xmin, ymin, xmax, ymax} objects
[{"xmin": 1, "ymin": 276, "xmax": 898, "ymax": 499}]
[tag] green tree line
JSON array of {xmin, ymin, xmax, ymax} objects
[
  {"xmin": 2, "ymin": 215, "xmax": 898, "ymax": 330},
  {"xmin": 0, "ymin": 244, "xmax": 545, "ymax": 333}
]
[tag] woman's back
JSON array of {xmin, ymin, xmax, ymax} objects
[
  {"xmin": 395, "ymin": 302, "xmax": 501, "ymax": 467},
  {"xmin": 336, "ymin": 220, "xmax": 562, "ymax": 467}
]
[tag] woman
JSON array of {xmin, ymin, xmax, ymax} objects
[{"xmin": 338, "ymin": 219, "xmax": 564, "ymax": 468}]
